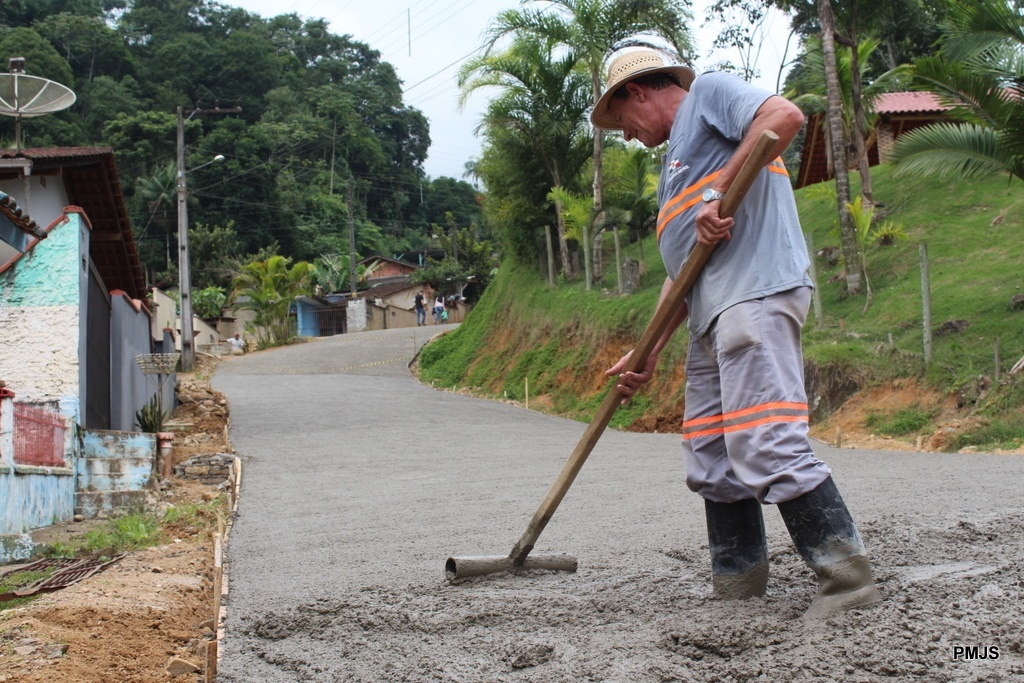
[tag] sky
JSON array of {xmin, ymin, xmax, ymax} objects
[{"xmin": 226, "ymin": 0, "xmax": 797, "ymax": 182}]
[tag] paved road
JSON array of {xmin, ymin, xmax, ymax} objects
[{"xmin": 212, "ymin": 326, "xmax": 1024, "ymax": 682}]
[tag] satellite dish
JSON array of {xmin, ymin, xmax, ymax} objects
[{"xmin": 0, "ymin": 59, "xmax": 77, "ymax": 150}]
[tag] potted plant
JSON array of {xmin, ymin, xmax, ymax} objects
[{"xmin": 135, "ymin": 395, "xmax": 174, "ymax": 479}]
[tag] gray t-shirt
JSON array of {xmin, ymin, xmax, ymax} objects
[{"xmin": 657, "ymin": 71, "xmax": 811, "ymax": 338}]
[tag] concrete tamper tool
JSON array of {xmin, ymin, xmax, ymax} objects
[{"xmin": 445, "ymin": 130, "xmax": 781, "ymax": 582}]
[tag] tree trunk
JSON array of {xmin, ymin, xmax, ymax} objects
[
  {"xmin": 587, "ymin": 70, "xmax": 604, "ymax": 291},
  {"xmin": 613, "ymin": 224, "xmax": 623, "ymax": 295},
  {"xmin": 553, "ymin": 195, "xmax": 572, "ymax": 279},
  {"xmin": 544, "ymin": 224, "xmax": 556, "ymax": 286},
  {"xmin": 582, "ymin": 207, "xmax": 591, "ymax": 289},
  {"xmin": 819, "ymin": 0, "xmax": 861, "ymax": 294},
  {"xmin": 841, "ymin": 13, "xmax": 875, "ymax": 207}
]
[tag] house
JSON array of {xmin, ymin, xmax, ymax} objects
[
  {"xmin": 352, "ymin": 254, "xmax": 473, "ymax": 330},
  {"xmin": 796, "ymin": 91, "xmax": 952, "ymax": 189},
  {"xmin": 0, "ymin": 147, "xmax": 164, "ymax": 559},
  {"xmin": 295, "ymin": 295, "xmax": 347, "ymax": 337},
  {"xmin": 360, "ymin": 255, "xmax": 421, "ymax": 284}
]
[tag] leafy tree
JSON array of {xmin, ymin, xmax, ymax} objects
[
  {"xmin": 33, "ymin": 11, "xmax": 132, "ymax": 84},
  {"xmin": 793, "ymin": 35, "xmax": 910, "ymax": 199},
  {"xmin": 310, "ymin": 253, "xmax": 364, "ymax": 295},
  {"xmin": 412, "ymin": 221, "xmax": 499, "ymax": 303},
  {"xmin": 460, "ymin": 35, "xmax": 592, "ymax": 281},
  {"xmin": 77, "ymin": 75, "xmax": 144, "ymax": 140},
  {"xmin": 229, "ymin": 255, "xmax": 311, "ymax": 348},
  {"xmin": 603, "ymin": 145, "xmax": 659, "ymax": 268},
  {"xmin": 3, "ymin": 0, "xmax": 436, "ymax": 302},
  {"xmin": 132, "ymin": 161, "xmax": 178, "ymax": 276},
  {"xmin": 485, "ymin": 0, "xmax": 695, "ymax": 286},
  {"xmin": 890, "ymin": 0, "xmax": 1024, "ymax": 183},
  {"xmin": 103, "ymin": 110, "xmax": 181, "ymax": 189},
  {"xmin": 0, "ymin": 27, "xmax": 82, "ymax": 147},
  {"xmin": 192, "ymin": 285, "xmax": 226, "ymax": 319},
  {"xmin": 188, "ymin": 221, "xmax": 245, "ymax": 291},
  {"xmin": 708, "ymin": 0, "xmax": 797, "ymax": 87}
]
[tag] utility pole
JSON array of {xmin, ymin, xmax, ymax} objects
[
  {"xmin": 176, "ymin": 102, "xmax": 241, "ymax": 372},
  {"xmin": 347, "ymin": 179, "xmax": 357, "ymax": 296}
]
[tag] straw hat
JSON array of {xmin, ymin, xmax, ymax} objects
[{"xmin": 590, "ymin": 49, "xmax": 695, "ymax": 130}]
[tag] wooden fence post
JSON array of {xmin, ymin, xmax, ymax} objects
[
  {"xmin": 920, "ymin": 243, "xmax": 932, "ymax": 365},
  {"xmin": 804, "ymin": 231, "xmax": 824, "ymax": 328}
]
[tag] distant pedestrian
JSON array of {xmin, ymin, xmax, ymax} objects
[
  {"xmin": 433, "ymin": 294, "xmax": 445, "ymax": 324},
  {"xmin": 414, "ymin": 291, "xmax": 426, "ymax": 326},
  {"xmin": 226, "ymin": 332, "xmax": 245, "ymax": 355}
]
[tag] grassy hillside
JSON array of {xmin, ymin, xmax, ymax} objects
[{"xmin": 418, "ymin": 164, "xmax": 1024, "ymax": 450}]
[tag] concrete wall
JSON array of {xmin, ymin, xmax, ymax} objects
[
  {"xmin": 76, "ymin": 429, "xmax": 156, "ymax": 519},
  {"xmin": 0, "ymin": 393, "xmax": 75, "ymax": 560},
  {"xmin": 366, "ymin": 302, "xmax": 417, "ymax": 331},
  {"xmin": 150, "ymin": 286, "xmax": 223, "ymax": 352},
  {"xmin": 0, "ymin": 211, "xmax": 84, "ymax": 408},
  {"xmin": 110, "ymin": 292, "xmax": 161, "ymax": 432},
  {"xmin": 150, "ymin": 286, "xmax": 177, "ymax": 342},
  {"xmin": 347, "ymin": 297, "xmax": 367, "ymax": 333}
]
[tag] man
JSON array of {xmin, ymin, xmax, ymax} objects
[
  {"xmin": 414, "ymin": 290, "xmax": 426, "ymax": 326},
  {"xmin": 226, "ymin": 332, "xmax": 245, "ymax": 355},
  {"xmin": 592, "ymin": 49, "xmax": 880, "ymax": 618}
]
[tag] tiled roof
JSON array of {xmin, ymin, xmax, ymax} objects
[
  {"xmin": 361, "ymin": 279, "xmax": 418, "ymax": 300},
  {"xmin": 0, "ymin": 146, "xmax": 113, "ymax": 160},
  {"xmin": 0, "ymin": 147, "xmax": 145, "ymax": 299},
  {"xmin": 874, "ymin": 91, "xmax": 950, "ymax": 115},
  {"xmin": 0, "ymin": 191, "xmax": 42, "ymax": 237}
]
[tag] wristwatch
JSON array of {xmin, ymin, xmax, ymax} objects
[{"xmin": 702, "ymin": 188, "xmax": 725, "ymax": 202}]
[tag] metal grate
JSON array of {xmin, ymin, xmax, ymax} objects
[
  {"xmin": 13, "ymin": 402, "xmax": 65, "ymax": 467},
  {"xmin": 0, "ymin": 554, "xmax": 126, "ymax": 600}
]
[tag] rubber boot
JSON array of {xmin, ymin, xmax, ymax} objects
[
  {"xmin": 705, "ymin": 498, "xmax": 769, "ymax": 599},
  {"xmin": 777, "ymin": 476, "xmax": 881, "ymax": 619}
]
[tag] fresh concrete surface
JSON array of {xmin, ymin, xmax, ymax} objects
[{"xmin": 213, "ymin": 325, "xmax": 1024, "ymax": 682}]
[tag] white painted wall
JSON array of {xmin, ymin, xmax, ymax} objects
[
  {"xmin": 0, "ymin": 306, "xmax": 79, "ymax": 403},
  {"xmin": 0, "ymin": 174, "xmax": 70, "ymax": 225}
]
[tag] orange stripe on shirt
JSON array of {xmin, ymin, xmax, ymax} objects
[
  {"xmin": 656, "ymin": 170, "xmax": 722, "ymax": 239},
  {"xmin": 769, "ymin": 158, "xmax": 788, "ymax": 176}
]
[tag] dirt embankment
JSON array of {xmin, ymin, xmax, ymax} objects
[{"xmin": 451, "ymin": 321, "xmax": 1022, "ymax": 455}]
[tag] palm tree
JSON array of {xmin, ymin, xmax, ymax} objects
[
  {"xmin": 818, "ymin": 0, "xmax": 862, "ymax": 294},
  {"xmin": 459, "ymin": 35, "xmax": 592, "ymax": 280},
  {"xmin": 890, "ymin": 0, "xmax": 1024, "ymax": 182},
  {"xmin": 135, "ymin": 162, "xmax": 179, "ymax": 270},
  {"xmin": 603, "ymin": 145, "xmax": 658, "ymax": 269},
  {"xmin": 484, "ymin": 0, "xmax": 694, "ymax": 288},
  {"xmin": 798, "ymin": 35, "xmax": 910, "ymax": 193},
  {"xmin": 230, "ymin": 255, "xmax": 312, "ymax": 348}
]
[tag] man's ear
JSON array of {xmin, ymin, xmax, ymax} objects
[{"xmin": 625, "ymin": 81, "xmax": 645, "ymax": 102}]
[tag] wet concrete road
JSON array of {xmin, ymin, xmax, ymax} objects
[{"xmin": 211, "ymin": 326, "xmax": 1024, "ymax": 682}]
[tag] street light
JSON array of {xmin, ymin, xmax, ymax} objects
[{"xmin": 176, "ymin": 104, "xmax": 224, "ymax": 372}]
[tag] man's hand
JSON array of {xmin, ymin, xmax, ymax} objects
[
  {"xmin": 695, "ymin": 200, "xmax": 735, "ymax": 245},
  {"xmin": 605, "ymin": 349, "xmax": 658, "ymax": 405}
]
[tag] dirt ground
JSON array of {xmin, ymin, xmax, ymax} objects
[{"xmin": 0, "ymin": 354, "xmax": 1019, "ymax": 682}]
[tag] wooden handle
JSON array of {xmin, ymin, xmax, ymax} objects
[{"xmin": 509, "ymin": 130, "xmax": 781, "ymax": 564}]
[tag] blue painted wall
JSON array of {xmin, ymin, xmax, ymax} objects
[
  {"xmin": 78, "ymin": 430, "xmax": 156, "ymax": 492},
  {"xmin": 75, "ymin": 429, "xmax": 157, "ymax": 519}
]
